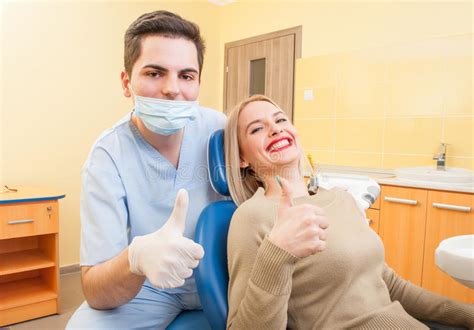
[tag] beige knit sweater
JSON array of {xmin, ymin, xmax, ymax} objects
[{"xmin": 227, "ymin": 187, "xmax": 474, "ymax": 329}]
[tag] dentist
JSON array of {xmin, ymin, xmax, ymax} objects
[{"xmin": 67, "ymin": 11, "xmax": 226, "ymax": 329}]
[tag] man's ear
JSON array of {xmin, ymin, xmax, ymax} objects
[{"xmin": 121, "ymin": 71, "xmax": 131, "ymax": 97}]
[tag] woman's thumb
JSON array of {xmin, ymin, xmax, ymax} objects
[{"xmin": 277, "ymin": 176, "xmax": 293, "ymax": 208}]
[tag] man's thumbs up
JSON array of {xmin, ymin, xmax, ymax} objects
[
  {"xmin": 128, "ymin": 189, "xmax": 204, "ymax": 289},
  {"xmin": 166, "ymin": 189, "xmax": 189, "ymax": 234}
]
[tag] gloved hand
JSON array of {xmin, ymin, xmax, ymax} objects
[{"xmin": 128, "ymin": 189, "xmax": 204, "ymax": 289}]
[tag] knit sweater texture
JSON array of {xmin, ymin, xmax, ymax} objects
[{"xmin": 227, "ymin": 187, "xmax": 474, "ymax": 329}]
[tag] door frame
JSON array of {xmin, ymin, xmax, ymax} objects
[{"xmin": 223, "ymin": 26, "xmax": 302, "ymax": 115}]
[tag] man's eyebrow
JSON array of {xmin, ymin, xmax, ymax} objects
[
  {"xmin": 179, "ymin": 68, "xmax": 199, "ymax": 75},
  {"xmin": 141, "ymin": 64, "xmax": 199, "ymax": 75},
  {"xmin": 245, "ymin": 111, "xmax": 284, "ymax": 132},
  {"xmin": 142, "ymin": 64, "xmax": 168, "ymax": 71}
]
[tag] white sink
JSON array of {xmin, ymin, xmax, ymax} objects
[
  {"xmin": 435, "ymin": 235, "xmax": 474, "ymax": 289},
  {"xmin": 395, "ymin": 166, "xmax": 474, "ymax": 185}
]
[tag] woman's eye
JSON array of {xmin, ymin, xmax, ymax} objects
[
  {"xmin": 250, "ymin": 127, "xmax": 263, "ymax": 134},
  {"xmin": 276, "ymin": 118, "xmax": 287, "ymax": 123}
]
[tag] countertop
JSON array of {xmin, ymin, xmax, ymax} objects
[
  {"xmin": 0, "ymin": 186, "xmax": 66, "ymax": 204},
  {"xmin": 315, "ymin": 165, "xmax": 474, "ymax": 194}
]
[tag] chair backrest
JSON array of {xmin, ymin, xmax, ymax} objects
[{"xmin": 194, "ymin": 129, "xmax": 236, "ymax": 330}]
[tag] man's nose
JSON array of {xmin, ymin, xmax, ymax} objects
[{"xmin": 161, "ymin": 76, "xmax": 180, "ymax": 98}]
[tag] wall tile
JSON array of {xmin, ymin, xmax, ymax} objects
[
  {"xmin": 383, "ymin": 154, "xmax": 435, "ymax": 168},
  {"xmin": 294, "ymin": 87, "xmax": 335, "ymax": 119},
  {"xmin": 387, "ymin": 78, "xmax": 444, "ymax": 116},
  {"xmin": 334, "ymin": 151, "xmax": 382, "ymax": 168},
  {"xmin": 443, "ymin": 56, "xmax": 472, "ymax": 116},
  {"xmin": 337, "ymin": 82, "xmax": 387, "ymax": 117},
  {"xmin": 294, "ymin": 36, "xmax": 472, "ymax": 170},
  {"xmin": 295, "ymin": 119, "xmax": 335, "ymax": 150},
  {"xmin": 295, "ymin": 55, "xmax": 338, "ymax": 88},
  {"xmin": 446, "ymin": 157, "xmax": 474, "ymax": 171},
  {"xmin": 444, "ymin": 117, "xmax": 473, "ymax": 157},
  {"xmin": 384, "ymin": 118, "xmax": 442, "ymax": 154},
  {"xmin": 304, "ymin": 150, "xmax": 335, "ymax": 168},
  {"xmin": 335, "ymin": 118, "xmax": 384, "ymax": 153}
]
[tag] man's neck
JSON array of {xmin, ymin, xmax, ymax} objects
[{"xmin": 131, "ymin": 113, "xmax": 183, "ymax": 168}]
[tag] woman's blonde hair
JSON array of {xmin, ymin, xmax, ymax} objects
[{"xmin": 224, "ymin": 94, "xmax": 302, "ymax": 206}]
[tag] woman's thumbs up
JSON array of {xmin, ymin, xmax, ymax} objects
[{"xmin": 269, "ymin": 177, "xmax": 329, "ymax": 258}]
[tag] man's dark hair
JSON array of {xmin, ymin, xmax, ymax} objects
[{"xmin": 124, "ymin": 10, "xmax": 205, "ymax": 78}]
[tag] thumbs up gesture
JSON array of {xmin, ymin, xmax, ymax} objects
[
  {"xmin": 268, "ymin": 177, "xmax": 329, "ymax": 258},
  {"xmin": 128, "ymin": 189, "xmax": 205, "ymax": 289}
]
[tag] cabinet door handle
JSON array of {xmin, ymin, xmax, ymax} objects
[
  {"xmin": 367, "ymin": 218, "xmax": 373, "ymax": 224},
  {"xmin": 384, "ymin": 196, "xmax": 418, "ymax": 205},
  {"xmin": 8, "ymin": 219, "xmax": 34, "ymax": 225},
  {"xmin": 432, "ymin": 202, "xmax": 471, "ymax": 213}
]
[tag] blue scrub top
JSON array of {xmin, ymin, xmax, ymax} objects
[{"xmin": 80, "ymin": 107, "xmax": 226, "ymax": 293}]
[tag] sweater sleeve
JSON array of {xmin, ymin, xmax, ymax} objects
[
  {"xmin": 382, "ymin": 264, "xmax": 474, "ymax": 328},
  {"xmin": 226, "ymin": 204, "xmax": 299, "ymax": 330}
]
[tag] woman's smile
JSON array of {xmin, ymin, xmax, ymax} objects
[{"xmin": 266, "ymin": 137, "xmax": 294, "ymax": 153}]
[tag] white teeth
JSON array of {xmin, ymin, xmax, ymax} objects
[{"xmin": 269, "ymin": 139, "xmax": 290, "ymax": 151}]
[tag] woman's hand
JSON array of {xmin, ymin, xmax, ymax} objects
[{"xmin": 268, "ymin": 177, "xmax": 329, "ymax": 258}]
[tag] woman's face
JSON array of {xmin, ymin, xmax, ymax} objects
[{"xmin": 238, "ymin": 100, "xmax": 301, "ymax": 174}]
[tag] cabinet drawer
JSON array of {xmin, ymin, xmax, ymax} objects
[
  {"xmin": 0, "ymin": 201, "xmax": 58, "ymax": 239},
  {"xmin": 366, "ymin": 208, "xmax": 380, "ymax": 234}
]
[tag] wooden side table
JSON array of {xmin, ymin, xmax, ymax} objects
[{"xmin": 0, "ymin": 187, "xmax": 65, "ymax": 326}]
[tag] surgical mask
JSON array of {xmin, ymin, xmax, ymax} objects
[{"xmin": 129, "ymin": 86, "xmax": 198, "ymax": 136}]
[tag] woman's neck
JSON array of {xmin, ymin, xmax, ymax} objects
[{"xmin": 262, "ymin": 167, "xmax": 308, "ymax": 199}]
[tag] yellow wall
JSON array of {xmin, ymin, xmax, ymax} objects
[
  {"xmin": 295, "ymin": 35, "xmax": 473, "ymax": 170},
  {"xmin": 216, "ymin": 1, "xmax": 473, "ymax": 110},
  {"xmin": 1, "ymin": 1, "xmax": 220, "ymax": 267},
  {"xmin": 1, "ymin": 1, "xmax": 472, "ymax": 267}
]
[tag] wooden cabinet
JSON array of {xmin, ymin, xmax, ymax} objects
[
  {"xmin": 0, "ymin": 188, "xmax": 64, "ymax": 326},
  {"xmin": 366, "ymin": 195, "xmax": 381, "ymax": 233},
  {"xmin": 379, "ymin": 186, "xmax": 428, "ymax": 286},
  {"xmin": 378, "ymin": 185, "xmax": 473, "ymax": 303},
  {"xmin": 366, "ymin": 208, "xmax": 380, "ymax": 233},
  {"xmin": 422, "ymin": 190, "xmax": 473, "ymax": 303}
]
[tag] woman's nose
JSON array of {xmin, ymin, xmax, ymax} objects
[
  {"xmin": 269, "ymin": 124, "xmax": 283, "ymax": 136},
  {"xmin": 161, "ymin": 76, "xmax": 180, "ymax": 98}
]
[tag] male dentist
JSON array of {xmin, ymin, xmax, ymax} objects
[{"xmin": 67, "ymin": 10, "xmax": 226, "ymax": 329}]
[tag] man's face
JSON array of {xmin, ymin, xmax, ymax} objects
[{"xmin": 123, "ymin": 35, "xmax": 200, "ymax": 101}]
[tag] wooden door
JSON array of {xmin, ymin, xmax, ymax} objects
[
  {"xmin": 422, "ymin": 190, "xmax": 474, "ymax": 303},
  {"xmin": 224, "ymin": 27, "xmax": 302, "ymax": 120},
  {"xmin": 379, "ymin": 186, "xmax": 428, "ymax": 285}
]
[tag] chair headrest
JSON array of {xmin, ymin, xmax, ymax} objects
[{"xmin": 208, "ymin": 129, "xmax": 230, "ymax": 197}]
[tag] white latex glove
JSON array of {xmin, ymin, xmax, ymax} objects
[{"xmin": 128, "ymin": 189, "xmax": 204, "ymax": 289}]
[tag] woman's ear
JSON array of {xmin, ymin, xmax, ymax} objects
[{"xmin": 239, "ymin": 158, "xmax": 249, "ymax": 169}]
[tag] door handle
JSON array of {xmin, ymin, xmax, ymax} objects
[
  {"xmin": 384, "ymin": 196, "xmax": 418, "ymax": 205},
  {"xmin": 432, "ymin": 202, "xmax": 471, "ymax": 213},
  {"xmin": 8, "ymin": 219, "xmax": 34, "ymax": 225}
]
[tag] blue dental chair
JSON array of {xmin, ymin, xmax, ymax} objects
[{"xmin": 167, "ymin": 129, "xmax": 236, "ymax": 330}]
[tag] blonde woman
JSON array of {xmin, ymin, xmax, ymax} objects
[{"xmin": 224, "ymin": 94, "xmax": 473, "ymax": 329}]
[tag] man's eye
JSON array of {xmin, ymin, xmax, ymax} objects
[
  {"xmin": 250, "ymin": 127, "xmax": 262, "ymax": 134},
  {"xmin": 181, "ymin": 74, "xmax": 195, "ymax": 81},
  {"xmin": 146, "ymin": 71, "xmax": 161, "ymax": 78}
]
